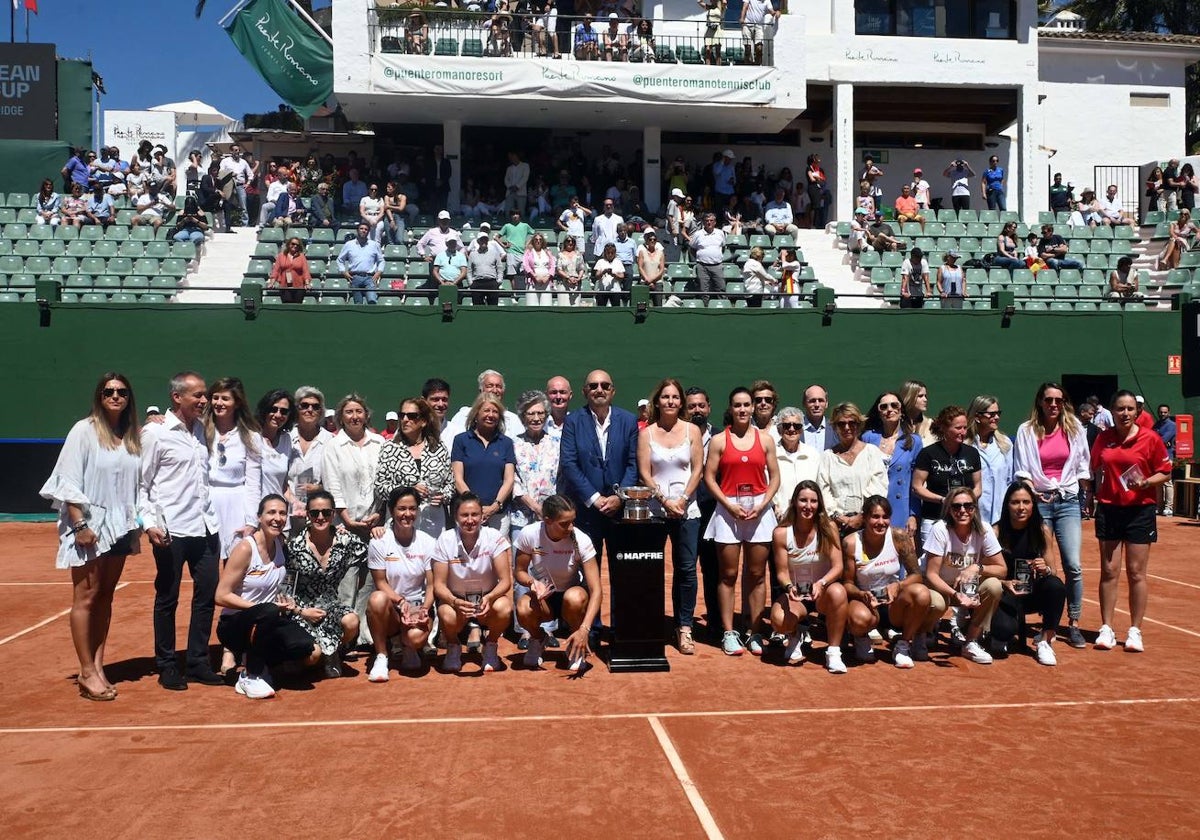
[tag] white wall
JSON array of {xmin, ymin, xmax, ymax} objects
[{"xmin": 852, "ymin": 137, "xmax": 1016, "ymax": 211}]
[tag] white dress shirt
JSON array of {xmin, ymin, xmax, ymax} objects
[
  {"xmin": 803, "ymin": 416, "xmax": 830, "ymax": 451},
  {"xmin": 139, "ymin": 410, "xmax": 219, "ymax": 537},
  {"xmin": 321, "ymin": 430, "xmax": 385, "ymax": 520}
]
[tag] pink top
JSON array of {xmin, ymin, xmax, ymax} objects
[{"xmin": 1037, "ymin": 427, "xmax": 1070, "ymax": 480}]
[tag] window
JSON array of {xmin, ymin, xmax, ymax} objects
[
  {"xmin": 856, "ymin": 0, "xmax": 1015, "ymax": 39},
  {"xmin": 1130, "ymin": 93, "xmax": 1170, "ymax": 108}
]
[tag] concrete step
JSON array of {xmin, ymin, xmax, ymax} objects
[
  {"xmin": 176, "ymin": 226, "xmax": 260, "ymax": 304},
  {"xmin": 794, "ymin": 228, "xmax": 885, "ymax": 309}
]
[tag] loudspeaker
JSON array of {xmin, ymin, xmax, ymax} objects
[{"xmin": 1183, "ymin": 301, "xmax": 1200, "ymax": 398}]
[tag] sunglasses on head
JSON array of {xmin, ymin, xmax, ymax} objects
[{"xmin": 102, "ymin": 387, "xmax": 129, "ymax": 398}]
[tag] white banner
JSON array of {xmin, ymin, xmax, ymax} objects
[
  {"xmin": 372, "ymin": 55, "xmax": 778, "ymax": 106},
  {"xmin": 103, "ymin": 110, "xmax": 177, "ymax": 157}
]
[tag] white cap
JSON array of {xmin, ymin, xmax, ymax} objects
[
  {"xmin": 722, "ymin": 149, "xmax": 734, "ymax": 157},
  {"xmin": 608, "ymin": 11, "xmax": 618, "ymax": 18},
  {"xmin": 324, "ymin": 408, "xmax": 335, "ymax": 419},
  {"xmin": 145, "ymin": 405, "xmax": 161, "ymax": 414},
  {"xmin": 477, "ymin": 232, "xmax": 489, "ymax": 241},
  {"xmin": 637, "ymin": 399, "xmax": 649, "ymax": 407},
  {"xmin": 671, "ymin": 187, "xmax": 684, "ymax": 198},
  {"xmin": 385, "ymin": 411, "xmax": 399, "ymax": 420},
  {"xmin": 479, "ymin": 221, "xmax": 491, "ymax": 230},
  {"xmin": 437, "ymin": 210, "xmax": 451, "ymax": 220},
  {"xmin": 1135, "ymin": 395, "xmax": 1145, "ymax": 404}
]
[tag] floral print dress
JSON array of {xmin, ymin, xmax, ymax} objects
[{"xmin": 285, "ymin": 528, "xmax": 367, "ymax": 654}]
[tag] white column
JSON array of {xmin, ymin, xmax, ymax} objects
[
  {"xmin": 643, "ymin": 125, "xmax": 662, "ymax": 215},
  {"xmin": 1017, "ymin": 85, "xmax": 1039, "ymax": 225},
  {"xmin": 833, "ymin": 82, "xmax": 855, "ymax": 225},
  {"xmin": 444, "ymin": 119, "xmax": 462, "ymax": 211}
]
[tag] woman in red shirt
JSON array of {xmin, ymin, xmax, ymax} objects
[
  {"xmin": 270, "ymin": 236, "xmax": 313, "ymax": 304},
  {"xmin": 1086, "ymin": 390, "xmax": 1172, "ymax": 653},
  {"xmin": 702, "ymin": 386, "xmax": 781, "ymax": 656}
]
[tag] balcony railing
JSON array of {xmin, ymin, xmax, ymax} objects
[{"xmin": 370, "ymin": 11, "xmax": 776, "ymax": 67}]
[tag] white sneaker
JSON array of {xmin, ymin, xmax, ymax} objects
[
  {"xmin": 893, "ymin": 639, "xmax": 914, "ymax": 669},
  {"xmin": 524, "ymin": 637, "xmax": 544, "ymax": 668},
  {"xmin": 1124, "ymin": 627, "xmax": 1144, "ymax": 653},
  {"xmin": 911, "ymin": 634, "xmax": 931, "ymax": 661},
  {"xmin": 784, "ymin": 633, "xmax": 805, "ymax": 665},
  {"xmin": 963, "ymin": 640, "xmax": 994, "ymax": 664},
  {"xmin": 1036, "ymin": 639, "xmax": 1058, "ymax": 666},
  {"xmin": 367, "ymin": 653, "xmax": 390, "ymax": 682},
  {"xmin": 235, "ymin": 672, "xmax": 275, "ymax": 699},
  {"xmin": 1162, "ymin": 507, "xmax": 1173, "ymax": 517},
  {"xmin": 825, "ymin": 645, "xmax": 847, "ymax": 674},
  {"xmin": 853, "ymin": 635, "xmax": 876, "ymax": 662},
  {"xmin": 400, "ymin": 646, "xmax": 421, "ymax": 671},
  {"xmin": 443, "ymin": 643, "xmax": 463, "ymax": 672},
  {"xmin": 1095, "ymin": 625, "xmax": 1117, "ymax": 650},
  {"xmin": 482, "ymin": 641, "xmax": 501, "ymax": 672},
  {"xmin": 867, "ymin": 628, "xmax": 883, "ymax": 642},
  {"xmin": 567, "ymin": 653, "xmax": 586, "ymax": 672}
]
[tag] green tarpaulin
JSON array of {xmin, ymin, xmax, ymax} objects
[{"xmin": 224, "ymin": 0, "xmax": 333, "ymax": 119}]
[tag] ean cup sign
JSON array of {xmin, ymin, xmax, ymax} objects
[{"xmin": 0, "ymin": 44, "xmax": 57, "ymax": 140}]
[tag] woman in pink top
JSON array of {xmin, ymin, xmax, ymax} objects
[{"xmin": 1013, "ymin": 382, "xmax": 1092, "ymax": 649}]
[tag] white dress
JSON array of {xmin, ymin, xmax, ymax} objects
[
  {"xmin": 209, "ymin": 431, "xmax": 261, "ymax": 559},
  {"xmin": 40, "ymin": 419, "xmax": 141, "ymax": 568}
]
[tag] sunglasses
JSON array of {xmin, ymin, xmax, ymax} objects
[
  {"xmin": 267, "ymin": 406, "xmax": 290, "ymax": 416},
  {"xmin": 102, "ymin": 387, "xmax": 129, "ymax": 398},
  {"xmin": 753, "ymin": 396, "xmax": 775, "ymax": 405},
  {"xmin": 779, "ymin": 422, "xmax": 802, "ymax": 432},
  {"xmin": 216, "ymin": 441, "xmax": 227, "ymax": 467},
  {"xmin": 1042, "ymin": 397, "xmax": 1064, "ymax": 405},
  {"xmin": 834, "ymin": 421, "xmax": 858, "ymax": 429},
  {"xmin": 977, "ymin": 410, "xmax": 1002, "ymax": 418},
  {"xmin": 878, "ymin": 401, "xmax": 901, "ymax": 411},
  {"xmin": 308, "ymin": 509, "xmax": 334, "ymax": 519},
  {"xmin": 400, "ymin": 411, "xmax": 422, "ymax": 420},
  {"xmin": 298, "ymin": 402, "xmax": 321, "ymax": 411},
  {"xmin": 586, "ymin": 382, "xmax": 613, "ymax": 391},
  {"xmin": 950, "ymin": 502, "xmax": 976, "ymax": 512}
]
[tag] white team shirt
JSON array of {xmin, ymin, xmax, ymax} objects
[
  {"xmin": 431, "ymin": 526, "xmax": 510, "ymax": 595},
  {"xmin": 921, "ymin": 521, "xmax": 1002, "ymax": 587},
  {"xmin": 513, "ymin": 521, "xmax": 596, "ymax": 592},
  {"xmin": 783, "ymin": 526, "xmax": 830, "ymax": 586},
  {"xmin": 368, "ymin": 528, "xmax": 437, "ymax": 602},
  {"xmin": 851, "ymin": 528, "xmax": 903, "ymax": 592}
]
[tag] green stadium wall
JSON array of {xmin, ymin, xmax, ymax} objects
[
  {"xmin": 0, "ymin": 304, "xmax": 1184, "ymax": 439},
  {"xmin": 55, "ymin": 58, "xmax": 94, "ymax": 149}
]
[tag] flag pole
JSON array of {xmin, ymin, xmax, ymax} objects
[{"xmin": 25, "ymin": 6, "xmax": 29, "ymax": 42}]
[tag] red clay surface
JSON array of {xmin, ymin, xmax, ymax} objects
[{"xmin": 1, "ymin": 519, "xmax": 1198, "ymax": 838}]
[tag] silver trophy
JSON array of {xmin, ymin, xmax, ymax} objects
[{"xmin": 614, "ymin": 485, "xmax": 655, "ymax": 521}]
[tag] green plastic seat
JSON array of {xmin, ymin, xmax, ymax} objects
[
  {"xmin": 14, "ymin": 239, "xmax": 39, "ymax": 257},
  {"xmin": 117, "ymin": 241, "xmax": 144, "ymax": 258},
  {"xmin": 462, "ymin": 38, "xmax": 483, "ymax": 58},
  {"xmin": 106, "ymin": 257, "xmax": 133, "ymax": 277},
  {"xmin": 161, "ymin": 258, "xmax": 188, "ymax": 279},
  {"xmin": 79, "ymin": 292, "xmax": 107, "ymax": 303},
  {"xmin": 132, "ymin": 258, "xmax": 160, "ymax": 276},
  {"xmin": 24, "ymin": 256, "xmax": 51, "ymax": 275},
  {"xmin": 109, "ymin": 292, "xmax": 138, "ymax": 304},
  {"xmin": 66, "ymin": 240, "xmax": 92, "ymax": 257},
  {"xmin": 144, "ymin": 240, "xmax": 171, "ymax": 259},
  {"xmin": 434, "ymin": 38, "xmax": 458, "ymax": 56}
]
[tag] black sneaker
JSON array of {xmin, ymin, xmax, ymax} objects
[
  {"xmin": 323, "ymin": 653, "xmax": 343, "ymax": 679},
  {"xmin": 1066, "ymin": 626, "xmax": 1087, "ymax": 649},
  {"xmin": 545, "ymin": 635, "xmax": 561, "ymax": 649},
  {"xmin": 158, "ymin": 668, "xmax": 188, "ymax": 691},
  {"xmin": 186, "ymin": 667, "xmax": 225, "ymax": 686}
]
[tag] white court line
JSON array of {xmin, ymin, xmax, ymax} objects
[
  {"xmin": 1081, "ymin": 597, "xmax": 1200, "ymax": 639},
  {"xmin": 0, "ymin": 583, "xmax": 129, "ymax": 646},
  {"xmin": 1082, "ymin": 568, "xmax": 1200, "ymax": 592},
  {"xmin": 0, "ymin": 580, "xmax": 173, "ymax": 586},
  {"xmin": 648, "ymin": 716, "xmax": 724, "ymax": 840},
  {"xmin": 1, "ymin": 695, "xmax": 1196, "ymax": 736}
]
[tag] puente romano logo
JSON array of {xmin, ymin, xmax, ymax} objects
[
  {"xmin": 0, "ymin": 61, "xmax": 38, "ymax": 114},
  {"xmin": 256, "ymin": 11, "xmax": 322, "ymax": 87}
]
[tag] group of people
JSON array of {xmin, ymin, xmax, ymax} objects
[{"xmin": 43, "ymin": 366, "xmax": 1176, "ymax": 701}]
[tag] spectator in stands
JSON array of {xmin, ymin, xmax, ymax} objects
[
  {"xmin": 1154, "ymin": 404, "xmax": 1176, "ymax": 518},
  {"xmin": 270, "ymin": 182, "xmax": 306, "ymax": 229},
  {"xmin": 613, "ymin": 224, "xmax": 637, "ymax": 276},
  {"xmin": 432, "ymin": 236, "xmax": 468, "ymax": 295},
  {"xmin": 256, "ymin": 163, "xmax": 286, "ymax": 227},
  {"xmin": 358, "ymin": 183, "xmax": 386, "ymax": 243},
  {"xmin": 894, "ymin": 184, "xmax": 925, "ymax": 232},
  {"xmin": 555, "ymin": 236, "xmax": 586, "ymax": 305},
  {"xmin": 83, "ymin": 183, "xmax": 115, "ymax": 229},
  {"xmin": 1107, "ymin": 256, "xmax": 1142, "ymax": 302},
  {"xmin": 522, "ymin": 233, "xmax": 556, "ymax": 306},
  {"xmin": 867, "ymin": 216, "xmax": 901, "ymax": 253},
  {"xmin": 1098, "ymin": 184, "xmax": 1135, "ymax": 227},
  {"xmin": 981, "ymin": 155, "xmax": 1006, "ymax": 211},
  {"xmin": 403, "ymin": 9, "xmax": 428, "ymax": 53},
  {"xmin": 459, "ymin": 178, "xmax": 492, "ymax": 224},
  {"xmin": 135, "ymin": 141, "xmax": 154, "ymax": 173},
  {"xmin": 308, "ymin": 182, "xmax": 334, "ymax": 229},
  {"xmin": 591, "ymin": 198, "xmax": 623, "ymax": 258},
  {"xmin": 1024, "ymin": 232, "xmax": 1046, "ymax": 271},
  {"xmin": 294, "ymin": 153, "xmax": 323, "ymax": 197},
  {"xmin": 690, "ymin": 212, "xmax": 727, "ymax": 304},
  {"xmin": 150, "ymin": 147, "xmax": 177, "ymax": 198},
  {"xmin": 498, "ymin": 208, "xmax": 533, "ymax": 289},
  {"xmin": 1156, "ymin": 208, "xmax": 1196, "ymax": 271},
  {"xmin": 859, "ymin": 156, "xmax": 884, "ymax": 209},
  {"xmin": 1161, "ymin": 158, "xmax": 1181, "ymax": 213},
  {"xmin": 636, "ymin": 229, "xmax": 667, "ymax": 304},
  {"xmin": 341, "ymin": 168, "xmax": 368, "ymax": 216},
  {"xmin": 628, "ymin": 17, "xmax": 656, "ymax": 62},
  {"xmin": 900, "ymin": 246, "xmax": 930, "ymax": 309},
  {"xmin": 942, "ymin": 158, "xmax": 975, "ymax": 211},
  {"xmin": 910, "ymin": 168, "xmax": 931, "ymax": 210},
  {"xmin": 467, "ymin": 233, "xmax": 504, "ymax": 306},
  {"xmin": 593, "ymin": 242, "xmax": 626, "ymax": 307},
  {"xmin": 557, "ymin": 195, "xmax": 591, "ymax": 253},
  {"xmin": 1049, "ymin": 172, "xmax": 1072, "ymax": 215},
  {"xmin": 574, "ymin": 14, "xmax": 600, "ymax": 60},
  {"xmin": 132, "ymin": 182, "xmax": 175, "ymax": 232},
  {"xmin": 59, "ymin": 183, "xmax": 88, "ymax": 228},
  {"xmin": 993, "ymin": 221, "xmax": 1025, "ymax": 270},
  {"xmin": 169, "ymin": 197, "xmax": 209, "ymax": 247},
  {"xmin": 855, "ymin": 180, "xmax": 877, "ymax": 223},
  {"xmin": 270, "ymin": 236, "xmax": 313, "ymax": 304},
  {"xmin": 338, "ymin": 221, "xmax": 385, "ymax": 305},
  {"xmin": 417, "ymin": 210, "xmax": 460, "ymax": 263},
  {"xmin": 35, "ymin": 178, "xmax": 61, "ymax": 227},
  {"xmin": 1073, "ymin": 189, "xmax": 1102, "ymax": 228},
  {"xmin": 740, "ymin": 246, "xmax": 775, "ymax": 308},
  {"xmin": 503, "ymin": 150, "xmax": 530, "ymax": 213},
  {"xmin": 763, "ymin": 187, "xmax": 800, "ymax": 246},
  {"xmin": 1180, "ymin": 163, "xmax": 1198, "ymax": 210},
  {"xmin": 701, "ymin": 0, "xmax": 726, "ymax": 65},
  {"xmin": 713, "ymin": 149, "xmax": 737, "ymax": 209},
  {"xmin": 1037, "ymin": 224, "xmax": 1084, "ymax": 271},
  {"xmin": 1146, "ymin": 166, "xmax": 1167, "ymax": 212},
  {"xmin": 936, "ymin": 250, "xmax": 967, "ymax": 308},
  {"xmin": 847, "ymin": 207, "xmax": 868, "ymax": 253},
  {"xmin": 182, "ymin": 150, "xmax": 203, "ymax": 198},
  {"xmin": 722, "ymin": 194, "xmax": 744, "ymax": 236},
  {"xmin": 601, "ymin": 13, "xmax": 627, "ymax": 61},
  {"xmin": 805, "ymin": 154, "xmax": 830, "ymax": 229},
  {"xmin": 740, "ymin": 0, "xmax": 779, "ymax": 65},
  {"xmin": 198, "ymin": 162, "xmax": 224, "ymax": 230},
  {"xmin": 218, "ymin": 144, "xmax": 253, "ymax": 228}
]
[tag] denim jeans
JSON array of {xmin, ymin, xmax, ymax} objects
[
  {"xmin": 1046, "ymin": 258, "xmax": 1083, "ymax": 271},
  {"xmin": 350, "ymin": 274, "xmax": 378, "ymax": 304},
  {"xmin": 172, "ymin": 229, "xmax": 205, "ymax": 245},
  {"xmin": 235, "ymin": 185, "xmax": 248, "ymax": 226},
  {"xmin": 1038, "ymin": 496, "xmax": 1082, "ymax": 621},
  {"xmin": 666, "ymin": 517, "xmax": 701, "ymax": 628},
  {"xmin": 986, "ymin": 187, "xmax": 1006, "ymax": 211}
]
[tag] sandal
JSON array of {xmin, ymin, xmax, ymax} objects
[
  {"xmin": 78, "ymin": 680, "xmax": 117, "ymax": 702},
  {"xmin": 677, "ymin": 626, "xmax": 695, "ymax": 655}
]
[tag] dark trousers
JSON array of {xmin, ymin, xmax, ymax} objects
[
  {"xmin": 575, "ymin": 506, "xmax": 619, "ymax": 628},
  {"xmin": 991, "ymin": 574, "xmax": 1068, "ymax": 643},
  {"xmin": 470, "ymin": 276, "xmax": 500, "ymax": 306},
  {"xmin": 216, "ymin": 603, "xmax": 316, "ymax": 674},
  {"xmin": 951, "ymin": 194, "xmax": 971, "ymax": 212},
  {"xmin": 280, "ymin": 288, "xmax": 305, "ymax": 304},
  {"xmin": 153, "ymin": 533, "xmax": 219, "ymax": 671},
  {"xmin": 665, "ymin": 517, "xmax": 700, "ymax": 628},
  {"xmin": 696, "ymin": 496, "xmax": 720, "ymax": 632}
]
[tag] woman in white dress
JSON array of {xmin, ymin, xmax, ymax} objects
[
  {"xmin": 253, "ymin": 388, "xmax": 297, "ymax": 506},
  {"xmin": 431, "ymin": 494, "xmax": 513, "ymax": 673},
  {"xmin": 769, "ymin": 481, "xmax": 849, "ymax": 672},
  {"xmin": 817, "ymin": 403, "xmax": 888, "ymax": 537},
  {"xmin": 40, "ymin": 372, "xmax": 142, "ymax": 701},
  {"xmin": 522, "ymin": 232, "xmax": 557, "ymax": 306},
  {"xmin": 205, "ymin": 377, "xmax": 261, "ymax": 561},
  {"xmin": 365, "ymin": 486, "xmax": 437, "ymax": 682}
]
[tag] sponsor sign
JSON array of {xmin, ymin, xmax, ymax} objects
[{"xmin": 0, "ymin": 43, "xmax": 57, "ymax": 140}]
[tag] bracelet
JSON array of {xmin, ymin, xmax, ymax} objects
[{"xmin": 68, "ymin": 521, "xmax": 89, "ymax": 534}]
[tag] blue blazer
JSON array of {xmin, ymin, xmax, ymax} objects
[
  {"xmin": 272, "ymin": 192, "xmax": 305, "ymax": 221},
  {"xmin": 559, "ymin": 406, "xmax": 639, "ymax": 505}
]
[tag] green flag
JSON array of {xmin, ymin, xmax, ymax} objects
[{"xmin": 225, "ymin": 0, "xmax": 333, "ymax": 118}]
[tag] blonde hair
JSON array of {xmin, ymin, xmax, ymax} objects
[
  {"xmin": 466, "ymin": 392, "xmax": 506, "ymax": 435},
  {"xmin": 966, "ymin": 394, "xmax": 1012, "ymax": 454}
]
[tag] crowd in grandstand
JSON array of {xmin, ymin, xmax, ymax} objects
[{"xmin": 42, "ymin": 368, "xmax": 1178, "ymax": 700}]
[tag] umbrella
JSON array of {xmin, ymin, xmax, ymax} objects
[{"xmin": 148, "ymin": 100, "xmax": 236, "ymax": 127}]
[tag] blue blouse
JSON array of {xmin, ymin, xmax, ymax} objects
[
  {"xmin": 861, "ymin": 429, "xmax": 922, "ymax": 527},
  {"xmin": 973, "ymin": 436, "xmax": 1014, "ymax": 525},
  {"xmin": 451, "ymin": 430, "xmax": 516, "ymax": 507}
]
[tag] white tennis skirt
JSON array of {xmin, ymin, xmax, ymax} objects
[{"xmin": 703, "ymin": 493, "xmax": 778, "ymax": 544}]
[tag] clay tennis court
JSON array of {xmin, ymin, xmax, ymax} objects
[{"xmin": 1, "ymin": 518, "xmax": 1198, "ymax": 838}]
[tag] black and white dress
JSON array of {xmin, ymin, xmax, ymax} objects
[
  {"xmin": 373, "ymin": 438, "xmax": 454, "ymax": 536},
  {"xmin": 285, "ymin": 529, "xmax": 366, "ymax": 654}
]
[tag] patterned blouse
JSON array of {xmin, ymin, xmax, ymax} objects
[
  {"xmin": 511, "ymin": 430, "xmax": 561, "ymax": 529},
  {"xmin": 285, "ymin": 528, "xmax": 366, "ymax": 654},
  {"xmin": 373, "ymin": 436, "xmax": 454, "ymax": 512}
]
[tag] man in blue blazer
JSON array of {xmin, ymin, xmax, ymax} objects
[
  {"xmin": 559, "ymin": 369, "xmax": 639, "ymax": 560},
  {"xmin": 271, "ymin": 183, "xmax": 306, "ymax": 228}
]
